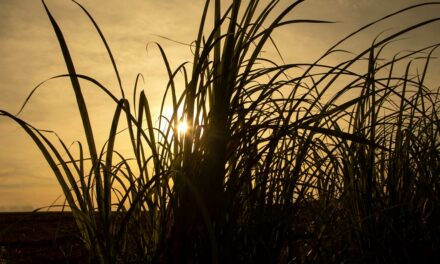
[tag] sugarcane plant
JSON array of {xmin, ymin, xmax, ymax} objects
[{"xmin": 1, "ymin": 0, "xmax": 439, "ymax": 263}]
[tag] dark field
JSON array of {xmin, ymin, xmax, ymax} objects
[{"xmin": 0, "ymin": 212, "xmax": 87, "ymax": 264}]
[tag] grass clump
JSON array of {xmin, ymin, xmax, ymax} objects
[{"xmin": 1, "ymin": 0, "xmax": 440, "ymax": 263}]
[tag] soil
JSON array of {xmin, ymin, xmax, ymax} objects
[{"xmin": 0, "ymin": 212, "xmax": 88, "ymax": 264}]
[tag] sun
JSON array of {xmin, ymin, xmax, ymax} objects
[{"xmin": 177, "ymin": 121, "xmax": 188, "ymax": 135}]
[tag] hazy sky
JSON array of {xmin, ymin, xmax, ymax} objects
[{"xmin": 1, "ymin": 0, "xmax": 439, "ymax": 211}]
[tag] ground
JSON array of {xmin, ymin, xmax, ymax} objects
[{"xmin": 0, "ymin": 212, "xmax": 87, "ymax": 264}]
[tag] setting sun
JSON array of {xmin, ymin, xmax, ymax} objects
[{"xmin": 177, "ymin": 121, "xmax": 188, "ymax": 135}]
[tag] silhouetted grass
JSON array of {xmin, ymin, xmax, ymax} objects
[{"xmin": 1, "ymin": 0, "xmax": 440, "ymax": 263}]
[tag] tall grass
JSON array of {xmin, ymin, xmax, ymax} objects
[{"xmin": 1, "ymin": 0, "xmax": 440, "ymax": 263}]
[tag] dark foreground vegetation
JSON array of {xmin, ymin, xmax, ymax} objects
[{"xmin": 1, "ymin": 0, "xmax": 440, "ymax": 263}]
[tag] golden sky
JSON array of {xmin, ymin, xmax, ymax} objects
[{"xmin": 0, "ymin": 0, "xmax": 439, "ymax": 211}]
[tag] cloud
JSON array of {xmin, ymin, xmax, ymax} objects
[
  {"xmin": 335, "ymin": 0, "xmax": 376, "ymax": 9},
  {"xmin": 0, "ymin": 205, "xmax": 34, "ymax": 212}
]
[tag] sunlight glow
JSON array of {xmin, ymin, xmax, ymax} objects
[{"xmin": 177, "ymin": 121, "xmax": 188, "ymax": 135}]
